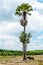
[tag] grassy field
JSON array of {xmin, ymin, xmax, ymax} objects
[{"xmin": 0, "ymin": 55, "xmax": 43, "ymax": 65}]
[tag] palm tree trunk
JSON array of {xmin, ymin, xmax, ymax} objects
[
  {"xmin": 23, "ymin": 12, "xmax": 27, "ymax": 61},
  {"xmin": 23, "ymin": 26, "xmax": 27, "ymax": 61},
  {"xmin": 23, "ymin": 43, "xmax": 26, "ymax": 60},
  {"xmin": 23, "ymin": 12, "xmax": 26, "ymax": 20}
]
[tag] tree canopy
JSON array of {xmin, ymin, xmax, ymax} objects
[{"xmin": 15, "ymin": 3, "xmax": 33, "ymax": 16}]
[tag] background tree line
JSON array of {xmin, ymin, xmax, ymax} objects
[{"xmin": 0, "ymin": 49, "xmax": 43, "ymax": 56}]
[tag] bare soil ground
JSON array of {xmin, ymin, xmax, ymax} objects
[{"xmin": 0, "ymin": 55, "xmax": 43, "ymax": 65}]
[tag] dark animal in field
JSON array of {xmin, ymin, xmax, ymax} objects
[{"xmin": 27, "ymin": 56, "xmax": 34, "ymax": 60}]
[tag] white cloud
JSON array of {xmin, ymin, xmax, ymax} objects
[
  {"xmin": 27, "ymin": 10, "xmax": 43, "ymax": 31},
  {"xmin": 0, "ymin": 21, "xmax": 23, "ymax": 35},
  {"xmin": 0, "ymin": 0, "xmax": 43, "ymax": 50},
  {"xmin": 33, "ymin": 1, "xmax": 43, "ymax": 10},
  {"xmin": 0, "ymin": 0, "xmax": 37, "ymax": 12},
  {"xmin": 0, "ymin": 34, "xmax": 18, "ymax": 41},
  {"xmin": 0, "ymin": 34, "xmax": 22, "ymax": 50},
  {"xmin": 37, "ymin": 34, "xmax": 43, "ymax": 40},
  {"xmin": 27, "ymin": 41, "xmax": 43, "ymax": 50}
]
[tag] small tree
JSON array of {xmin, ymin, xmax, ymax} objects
[
  {"xmin": 20, "ymin": 32, "xmax": 31, "ymax": 60},
  {"xmin": 15, "ymin": 3, "xmax": 33, "ymax": 61}
]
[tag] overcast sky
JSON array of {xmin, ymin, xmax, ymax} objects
[{"xmin": 0, "ymin": 0, "xmax": 43, "ymax": 50}]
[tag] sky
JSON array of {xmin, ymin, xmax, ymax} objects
[{"xmin": 0, "ymin": 0, "xmax": 43, "ymax": 50}]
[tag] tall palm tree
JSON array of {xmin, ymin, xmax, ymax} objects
[{"xmin": 15, "ymin": 3, "xmax": 33, "ymax": 60}]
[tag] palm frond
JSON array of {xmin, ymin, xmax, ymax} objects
[
  {"xmin": 19, "ymin": 32, "xmax": 32, "ymax": 44},
  {"xmin": 15, "ymin": 3, "xmax": 33, "ymax": 16}
]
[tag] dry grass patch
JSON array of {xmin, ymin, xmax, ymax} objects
[{"xmin": 0, "ymin": 55, "xmax": 43, "ymax": 65}]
